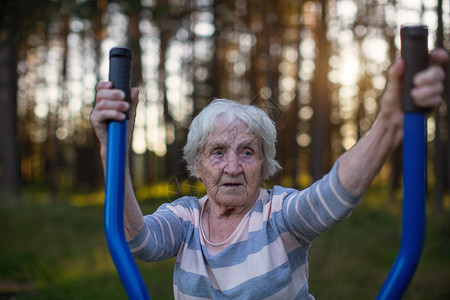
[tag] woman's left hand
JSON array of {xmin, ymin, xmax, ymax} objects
[{"xmin": 411, "ymin": 49, "xmax": 448, "ymax": 110}]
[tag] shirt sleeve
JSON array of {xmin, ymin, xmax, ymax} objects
[
  {"xmin": 282, "ymin": 158, "xmax": 362, "ymax": 244},
  {"xmin": 127, "ymin": 197, "xmax": 195, "ymax": 262}
]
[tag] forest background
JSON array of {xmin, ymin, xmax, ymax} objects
[{"xmin": 0, "ymin": 0, "xmax": 449, "ymax": 299}]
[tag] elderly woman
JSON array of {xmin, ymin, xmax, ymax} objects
[{"xmin": 90, "ymin": 49, "xmax": 447, "ymax": 299}]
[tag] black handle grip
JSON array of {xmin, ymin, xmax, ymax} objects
[
  {"xmin": 400, "ymin": 25, "xmax": 429, "ymax": 112},
  {"xmin": 109, "ymin": 47, "xmax": 132, "ymax": 117}
]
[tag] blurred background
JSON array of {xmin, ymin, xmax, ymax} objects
[{"xmin": 0, "ymin": 0, "xmax": 449, "ymax": 299}]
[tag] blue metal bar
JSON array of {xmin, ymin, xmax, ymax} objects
[
  {"xmin": 376, "ymin": 113, "xmax": 427, "ymax": 300},
  {"xmin": 105, "ymin": 120, "xmax": 151, "ymax": 300}
]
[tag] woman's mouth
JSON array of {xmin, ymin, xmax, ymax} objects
[{"xmin": 223, "ymin": 183, "xmax": 242, "ymax": 187}]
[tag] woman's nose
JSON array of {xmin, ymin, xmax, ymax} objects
[{"xmin": 224, "ymin": 151, "xmax": 242, "ymax": 175}]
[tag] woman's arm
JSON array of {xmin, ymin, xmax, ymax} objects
[{"xmin": 338, "ymin": 50, "xmax": 448, "ymax": 196}]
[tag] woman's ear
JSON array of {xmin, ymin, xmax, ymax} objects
[{"xmin": 194, "ymin": 168, "xmax": 202, "ymax": 182}]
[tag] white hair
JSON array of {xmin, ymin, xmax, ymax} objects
[{"xmin": 183, "ymin": 98, "xmax": 281, "ymax": 180}]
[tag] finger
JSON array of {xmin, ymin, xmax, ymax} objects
[
  {"xmin": 95, "ymin": 99, "xmax": 130, "ymax": 112},
  {"xmin": 412, "ymin": 94, "xmax": 442, "ymax": 109},
  {"xmin": 130, "ymin": 87, "xmax": 139, "ymax": 106},
  {"xmin": 380, "ymin": 58, "xmax": 404, "ymax": 112},
  {"xmin": 413, "ymin": 65, "xmax": 445, "ymax": 86},
  {"xmin": 91, "ymin": 109, "xmax": 127, "ymax": 123},
  {"xmin": 412, "ymin": 80, "xmax": 444, "ymax": 97},
  {"xmin": 96, "ymin": 89, "xmax": 126, "ymax": 103},
  {"xmin": 430, "ymin": 48, "xmax": 449, "ymax": 65},
  {"xmin": 127, "ymin": 87, "xmax": 140, "ymax": 118},
  {"xmin": 96, "ymin": 81, "xmax": 113, "ymax": 91},
  {"xmin": 385, "ymin": 58, "xmax": 405, "ymax": 94}
]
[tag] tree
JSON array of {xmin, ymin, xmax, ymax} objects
[
  {"xmin": 433, "ymin": 0, "xmax": 447, "ymax": 211},
  {"xmin": 156, "ymin": 0, "xmax": 181, "ymax": 180},
  {"xmin": 1, "ymin": 0, "xmax": 64, "ymax": 199},
  {"xmin": 310, "ymin": 0, "xmax": 332, "ymax": 181},
  {"xmin": 0, "ymin": 17, "xmax": 20, "ymax": 198}
]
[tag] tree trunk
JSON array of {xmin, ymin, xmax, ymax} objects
[
  {"xmin": 128, "ymin": 0, "xmax": 145, "ymax": 186},
  {"xmin": 289, "ymin": 3, "xmax": 303, "ymax": 190},
  {"xmin": 433, "ymin": 0, "xmax": 445, "ymax": 211},
  {"xmin": 211, "ymin": 2, "xmax": 222, "ymax": 99},
  {"xmin": 157, "ymin": 0, "xmax": 180, "ymax": 182},
  {"xmin": 310, "ymin": 0, "xmax": 331, "ymax": 181},
  {"xmin": 91, "ymin": 0, "xmax": 108, "ymax": 186},
  {"xmin": 46, "ymin": 18, "xmax": 70, "ymax": 202},
  {"xmin": 0, "ymin": 25, "xmax": 20, "ymax": 199}
]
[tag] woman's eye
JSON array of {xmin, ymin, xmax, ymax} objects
[
  {"xmin": 213, "ymin": 149, "xmax": 223, "ymax": 156},
  {"xmin": 242, "ymin": 150, "xmax": 253, "ymax": 157}
]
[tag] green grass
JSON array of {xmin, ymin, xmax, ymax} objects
[
  {"xmin": 309, "ymin": 190, "xmax": 450, "ymax": 300},
  {"xmin": 1, "ymin": 188, "xmax": 449, "ymax": 299},
  {"xmin": 0, "ymin": 195, "xmax": 174, "ymax": 299}
]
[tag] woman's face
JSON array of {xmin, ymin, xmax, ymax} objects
[{"xmin": 195, "ymin": 117, "xmax": 263, "ymax": 210}]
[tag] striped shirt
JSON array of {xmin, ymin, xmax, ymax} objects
[{"xmin": 128, "ymin": 161, "xmax": 361, "ymax": 299}]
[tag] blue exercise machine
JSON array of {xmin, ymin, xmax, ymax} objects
[
  {"xmin": 104, "ymin": 48, "xmax": 151, "ymax": 300},
  {"xmin": 104, "ymin": 25, "xmax": 431, "ymax": 300},
  {"xmin": 376, "ymin": 25, "xmax": 430, "ymax": 300}
]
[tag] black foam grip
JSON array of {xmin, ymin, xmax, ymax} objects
[
  {"xmin": 109, "ymin": 47, "xmax": 132, "ymax": 117},
  {"xmin": 400, "ymin": 25, "xmax": 429, "ymax": 112}
]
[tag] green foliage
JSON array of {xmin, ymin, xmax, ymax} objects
[{"xmin": 0, "ymin": 189, "xmax": 449, "ymax": 299}]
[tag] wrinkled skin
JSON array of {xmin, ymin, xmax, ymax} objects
[{"xmin": 195, "ymin": 117, "xmax": 263, "ymax": 218}]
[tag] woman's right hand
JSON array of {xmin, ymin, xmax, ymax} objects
[{"xmin": 90, "ymin": 81, "xmax": 139, "ymax": 161}]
